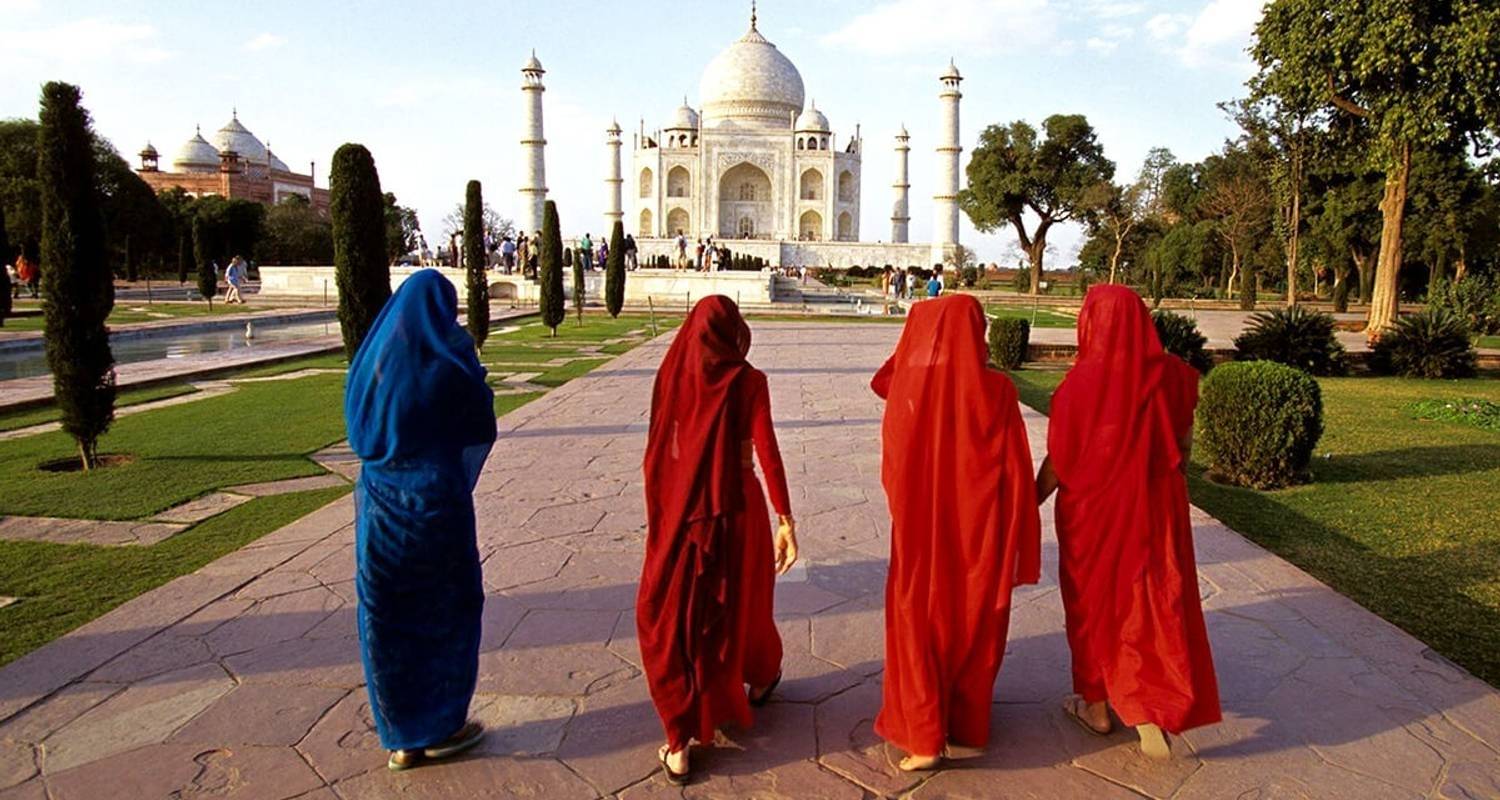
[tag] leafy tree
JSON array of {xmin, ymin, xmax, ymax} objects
[
  {"xmin": 1252, "ymin": 0, "xmax": 1500, "ymax": 335},
  {"xmin": 1137, "ymin": 147, "xmax": 1179, "ymax": 220},
  {"xmin": 383, "ymin": 192, "xmax": 422, "ymax": 264},
  {"xmin": 260, "ymin": 195, "xmax": 333, "ymax": 265},
  {"xmin": 1199, "ymin": 144, "xmax": 1273, "ymax": 309},
  {"xmin": 959, "ymin": 114, "xmax": 1115, "ymax": 295},
  {"xmin": 176, "ymin": 228, "xmax": 191, "ymax": 284},
  {"xmin": 330, "ymin": 143, "xmax": 391, "ymax": 359},
  {"xmin": 1144, "ymin": 221, "xmax": 1214, "ymax": 305},
  {"xmin": 193, "ymin": 215, "xmax": 216, "ymax": 307},
  {"xmin": 463, "ymin": 180, "xmax": 489, "ymax": 348},
  {"xmin": 539, "ymin": 200, "xmax": 564, "ymax": 335},
  {"xmin": 0, "ymin": 120, "xmax": 42, "ymax": 256},
  {"xmin": 0, "ymin": 203, "xmax": 11, "ymax": 326},
  {"xmin": 38, "ymin": 82, "xmax": 115, "ymax": 470},
  {"xmin": 1085, "ymin": 180, "xmax": 1146, "ymax": 284},
  {"xmin": 442, "ymin": 201, "xmax": 513, "ymax": 242},
  {"xmin": 605, "ymin": 220, "xmax": 625, "ymax": 317},
  {"xmin": 1304, "ymin": 157, "xmax": 1383, "ymax": 309},
  {"xmin": 1226, "ymin": 95, "xmax": 1317, "ymax": 306}
]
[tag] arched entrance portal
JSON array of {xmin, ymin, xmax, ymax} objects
[
  {"xmin": 639, "ymin": 208, "xmax": 653, "ymax": 237},
  {"xmin": 718, "ymin": 162, "xmax": 772, "ymax": 239},
  {"xmin": 799, "ymin": 209, "xmax": 823, "ymax": 241},
  {"xmin": 666, "ymin": 208, "xmax": 689, "ymax": 237}
]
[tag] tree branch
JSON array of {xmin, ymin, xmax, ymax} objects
[{"xmin": 1326, "ymin": 73, "xmax": 1369, "ymax": 117}]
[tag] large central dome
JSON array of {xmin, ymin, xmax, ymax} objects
[{"xmin": 699, "ymin": 13, "xmax": 805, "ymax": 128}]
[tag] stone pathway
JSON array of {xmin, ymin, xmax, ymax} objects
[{"xmin": 0, "ymin": 323, "xmax": 1497, "ymax": 799}]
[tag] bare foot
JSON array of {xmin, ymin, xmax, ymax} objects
[
  {"xmin": 1137, "ymin": 724, "xmax": 1170, "ymax": 759},
  {"xmin": 1062, "ymin": 695, "xmax": 1112, "ymax": 735},
  {"xmin": 898, "ymin": 753, "xmax": 942, "ymax": 771}
]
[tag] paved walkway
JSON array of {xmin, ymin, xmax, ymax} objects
[{"xmin": 0, "ymin": 323, "xmax": 1497, "ymax": 799}]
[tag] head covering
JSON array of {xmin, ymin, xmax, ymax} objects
[
  {"xmin": 639, "ymin": 295, "xmax": 753, "ymax": 738},
  {"xmin": 1049, "ymin": 284, "xmax": 1179, "ymax": 493},
  {"xmin": 345, "ymin": 269, "xmax": 495, "ymax": 482}
]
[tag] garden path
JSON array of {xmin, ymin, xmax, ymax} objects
[{"xmin": 0, "ymin": 322, "xmax": 1496, "ymax": 799}]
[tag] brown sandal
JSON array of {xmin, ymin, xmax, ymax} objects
[{"xmin": 1062, "ymin": 696, "xmax": 1113, "ymax": 736}]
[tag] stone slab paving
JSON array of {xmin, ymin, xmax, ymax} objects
[
  {"xmin": 0, "ymin": 515, "xmax": 186, "ymax": 547},
  {"xmin": 227, "ymin": 474, "xmax": 350, "ymax": 497},
  {"xmin": 149, "ymin": 492, "xmax": 255, "ymax": 524},
  {"xmin": 1, "ymin": 322, "xmax": 1497, "ymax": 799}
]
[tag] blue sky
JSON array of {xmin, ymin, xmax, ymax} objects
[{"xmin": 0, "ymin": 0, "xmax": 1263, "ymax": 263}]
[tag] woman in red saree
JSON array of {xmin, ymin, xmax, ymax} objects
[
  {"xmin": 871, "ymin": 293, "xmax": 1041, "ymax": 771},
  {"xmin": 1036, "ymin": 285, "xmax": 1220, "ymax": 759},
  {"xmin": 638, "ymin": 295, "xmax": 799, "ymax": 784}
]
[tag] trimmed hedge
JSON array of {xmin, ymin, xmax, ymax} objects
[
  {"xmin": 1198, "ymin": 361, "xmax": 1323, "ymax": 490},
  {"xmin": 1233, "ymin": 305, "xmax": 1347, "ymax": 376},
  {"xmin": 1369, "ymin": 308, "xmax": 1478, "ymax": 379},
  {"xmin": 1152, "ymin": 310, "xmax": 1213, "ymax": 373},
  {"xmin": 988, "ymin": 317, "xmax": 1030, "ymax": 370}
]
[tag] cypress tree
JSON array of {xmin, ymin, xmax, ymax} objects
[
  {"xmin": 463, "ymin": 180, "xmax": 488, "ymax": 349},
  {"xmin": 0, "ymin": 204, "xmax": 11, "ymax": 326},
  {"xmin": 177, "ymin": 228, "xmax": 190, "ymax": 284},
  {"xmin": 330, "ymin": 143, "xmax": 391, "ymax": 359},
  {"xmin": 539, "ymin": 200, "xmax": 565, "ymax": 335},
  {"xmin": 193, "ymin": 215, "xmax": 216, "ymax": 308},
  {"xmin": 38, "ymin": 82, "xmax": 116, "ymax": 470},
  {"xmin": 605, "ymin": 220, "xmax": 625, "ymax": 317},
  {"xmin": 572, "ymin": 241, "xmax": 585, "ymax": 325}
]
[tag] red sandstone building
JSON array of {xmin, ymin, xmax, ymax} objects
[{"xmin": 136, "ymin": 111, "xmax": 330, "ymax": 214}]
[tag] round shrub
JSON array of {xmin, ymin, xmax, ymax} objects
[
  {"xmin": 1152, "ymin": 310, "xmax": 1213, "ymax": 373},
  {"xmin": 1198, "ymin": 361, "xmax": 1323, "ymax": 490},
  {"xmin": 1233, "ymin": 305, "xmax": 1347, "ymax": 376},
  {"xmin": 988, "ymin": 317, "xmax": 1030, "ymax": 370},
  {"xmin": 1369, "ymin": 308, "xmax": 1478, "ymax": 379}
]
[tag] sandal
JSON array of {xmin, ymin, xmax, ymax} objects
[
  {"xmin": 387, "ymin": 720, "xmax": 486, "ymax": 771},
  {"xmin": 1137, "ymin": 724, "xmax": 1171, "ymax": 760},
  {"xmin": 387, "ymin": 749, "xmax": 421, "ymax": 771},
  {"xmin": 1062, "ymin": 695, "xmax": 1113, "ymax": 736},
  {"xmin": 898, "ymin": 752, "xmax": 943, "ymax": 772},
  {"xmin": 749, "ymin": 672, "xmax": 783, "ymax": 708},
  {"xmin": 658, "ymin": 744, "xmax": 691, "ymax": 786}
]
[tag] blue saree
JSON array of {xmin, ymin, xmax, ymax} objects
[{"xmin": 345, "ymin": 269, "xmax": 496, "ymax": 751}]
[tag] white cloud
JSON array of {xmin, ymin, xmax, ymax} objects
[
  {"xmin": 243, "ymin": 33, "xmax": 287, "ymax": 52},
  {"xmin": 1, "ymin": 18, "xmax": 171, "ymax": 64},
  {"xmin": 1141, "ymin": 0, "xmax": 1258, "ymax": 70},
  {"xmin": 1085, "ymin": 37, "xmax": 1118, "ymax": 54},
  {"xmin": 1086, "ymin": 1, "xmax": 1144, "ymax": 18},
  {"xmin": 0, "ymin": 0, "xmax": 40, "ymax": 13},
  {"xmin": 1145, "ymin": 12, "xmax": 1189, "ymax": 40},
  {"xmin": 821, "ymin": 0, "xmax": 1059, "ymax": 56}
]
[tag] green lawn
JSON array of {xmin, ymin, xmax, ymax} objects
[
  {"xmin": 986, "ymin": 305, "xmax": 1077, "ymax": 328},
  {"xmin": 0, "ymin": 383, "xmax": 200, "ymax": 433},
  {"xmin": 1007, "ymin": 368, "xmax": 1500, "ymax": 686},
  {"xmin": 2, "ymin": 301, "xmax": 291, "ymax": 332},
  {"xmin": 1480, "ymin": 335, "xmax": 1499, "ymax": 350},
  {"xmin": 0, "ymin": 486, "xmax": 348, "ymax": 666},
  {"xmin": 0, "ymin": 312, "xmax": 672, "ymax": 667}
]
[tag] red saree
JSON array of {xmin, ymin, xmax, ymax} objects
[
  {"xmin": 638, "ymin": 296, "xmax": 791, "ymax": 749},
  {"xmin": 1048, "ymin": 285, "xmax": 1220, "ymax": 734},
  {"xmin": 871, "ymin": 294, "xmax": 1041, "ymax": 757}
]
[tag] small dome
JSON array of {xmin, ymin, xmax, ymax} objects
[
  {"xmin": 669, "ymin": 98, "xmax": 699, "ymax": 130},
  {"xmin": 607, "ymin": 118, "xmax": 622, "ymax": 134},
  {"xmin": 268, "ymin": 150, "xmax": 290, "ymax": 172},
  {"xmin": 941, "ymin": 59, "xmax": 962, "ymax": 81},
  {"xmin": 172, "ymin": 127, "xmax": 220, "ymax": 172},
  {"xmin": 699, "ymin": 13, "xmax": 804, "ymax": 127},
  {"xmin": 213, "ymin": 112, "xmax": 269, "ymax": 165},
  {"xmin": 523, "ymin": 51, "xmax": 544, "ymax": 72},
  {"xmin": 794, "ymin": 100, "xmax": 829, "ymax": 132},
  {"xmin": 897, "ymin": 123, "xmax": 909, "ymax": 139}
]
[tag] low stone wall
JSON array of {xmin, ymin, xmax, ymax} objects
[
  {"xmin": 634, "ymin": 238, "xmax": 939, "ymax": 269},
  {"xmin": 259, "ymin": 266, "xmax": 776, "ymax": 305}
]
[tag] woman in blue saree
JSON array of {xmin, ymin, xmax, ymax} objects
[{"xmin": 345, "ymin": 269, "xmax": 497, "ymax": 770}]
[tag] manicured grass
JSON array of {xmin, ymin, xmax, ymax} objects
[
  {"xmin": 2, "ymin": 301, "xmax": 289, "ymax": 332},
  {"xmin": 495, "ymin": 391, "xmax": 545, "ymax": 417},
  {"xmin": 0, "ymin": 485, "xmax": 349, "ymax": 667},
  {"xmin": 1007, "ymin": 368, "xmax": 1500, "ymax": 686},
  {"xmin": 0, "ymin": 383, "xmax": 200, "ymax": 433},
  {"xmin": 986, "ymin": 305, "xmax": 1077, "ymax": 328},
  {"xmin": 230, "ymin": 352, "xmax": 347, "ymax": 378},
  {"xmin": 1479, "ymin": 335, "xmax": 1499, "ymax": 350}
]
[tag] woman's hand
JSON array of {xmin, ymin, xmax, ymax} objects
[{"xmin": 774, "ymin": 516, "xmax": 799, "ymax": 575}]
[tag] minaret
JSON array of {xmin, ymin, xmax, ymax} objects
[
  {"xmin": 519, "ymin": 51, "xmax": 548, "ymax": 235},
  {"xmin": 605, "ymin": 118, "xmax": 623, "ymax": 233},
  {"xmin": 933, "ymin": 59, "xmax": 963, "ymax": 265},
  {"xmin": 891, "ymin": 124, "xmax": 911, "ymax": 243}
]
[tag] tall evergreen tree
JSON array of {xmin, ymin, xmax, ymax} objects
[
  {"xmin": 176, "ymin": 228, "xmax": 190, "ymax": 284},
  {"xmin": 38, "ymin": 82, "xmax": 115, "ymax": 470},
  {"xmin": 193, "ymin": 215, "xmax": 216, "ymax": 307},
  {"xmin": 463, "ymin": 180, "xmax": 488, "ymax": 349},
  {"xmin": 330, "ymin": 143, "xmax": 392, "ymax": 359},
  {"xmin": 539, "ymin": 200, "xmax": 564, "ymax": 335},
  {"xmin": 0, "ymin": 204, "xmax": 11, "ymax": 326},
  {"xmin": 605, "ymin": 220, "xmax": 625, "ymax": 317}
]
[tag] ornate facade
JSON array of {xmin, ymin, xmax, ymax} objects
[{"xmin": 136, "ymin": 112, "xmax": 328, "ymax": 213}]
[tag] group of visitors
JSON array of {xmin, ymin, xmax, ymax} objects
[
  {"xmin": 344, "ymin": 276, "xmax": 1218, "ymax": 782},
  {"xmin": 6, "ymin": 252, "xmax": 38, "ymax": 298},
  {"xmin": 880, "ymin": 264, "xmax": 945, "ymax": 301}
]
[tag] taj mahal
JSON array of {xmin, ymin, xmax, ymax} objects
[{"xmin": 517, "ymin": 5, "xmax": 966, "ymax": 269}]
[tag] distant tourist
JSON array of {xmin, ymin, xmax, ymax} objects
[
  {"xmin": 638, "ymin": 295, "xmax": 798, "ymax": 785},
  {"xmin": 1036, "ymin": 285, "xmax": 1220, "ymax": 759},
  {"xmin": 869, "ymin": 293, "xmax": 1041, "ymax": 771},
  {"xmin": 624, "ymin": 233, "xmax": 638, "ymax": 270},
  {"xmin": 695, "ymin": 239, "xmax": 706, "ymax": 272},
  {"xmin": 926, "ymin": 267, "xmax": 942, "ymax": 298},
  {"xmin": 224, "ymin": 256, "xmax": 247, "ymax": 304},
  {"xmin": 893, "ymin": 268, "xmax": 906, "ymax": 301},
  {"xmin": 596, "ymin": 240, "xmax": 608, "ymax": 271},
  {"xmin": 675, "ymin": 232, "xmax": 687, "ymax": 268},
  {"xmin": 500, "ymin": 236, "xmax": 516, "ymax": 274},
  {"xmin": 345, "ymin": 269, "xmax": 496, "ymax": 772},
  {"xmin": 881, "ymin": 266, "xmax": 893, "ymax": 298},
  {"xmin": 579, "ymin": 233, "xmax": 594, "ymax": 273},
  {"xmin": 14, "ymin": 253, "xmax": 37, "ymax": 298},
  {"xmin": 515, "ymin": 232, "xmax": 529, "ymax": 276}
]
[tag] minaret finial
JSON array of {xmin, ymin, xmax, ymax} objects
[{"xmin": 750, "ymin": 0, "xmax": 757, "ymax": 30}]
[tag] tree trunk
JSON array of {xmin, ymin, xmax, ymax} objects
[
  {"xmin": 1108, "ymin": 231, "xmax": 1124, "ymax": 284},
  {"xmin": 1028, "ymin": 241, "xmax": 1046, "ymax": 296},
  {"xmin": 1428, "ymin": 254, "xmax": 1446, "ymax": 299},
  {"xmin": 1367, "ymin": 141, "xmax": 1411, "ymax": 339},
  {"xmin": 1352, "ymin": 248, "xmax": 1373, "ymax": 305},
  {"xmin": 1286, "ymin": 185, "xmax": 1301, "ymax": 306},
  {"xmin": 1454, "ymin": 245, "xmax": 1468, "ymax": 283},
  {"xmin": 1238, "ymin": 250, "xmax": 1255, "ymax": 311}
]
